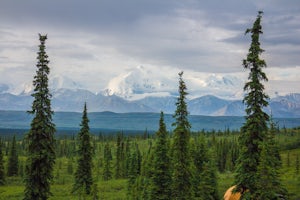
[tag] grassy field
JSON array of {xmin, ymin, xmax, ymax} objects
[
  {"xmin": 1, "ymin": 172, "xmax": 299, "ymax": 199},
  {"xmin": 0, "ymin": 180, "xmax": 127, "ymax": 200}
]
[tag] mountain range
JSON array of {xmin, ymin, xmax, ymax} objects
[
  {"xmin": 0, "ymin": 67, "xmax": 299, "ymax": 117},
  {"xmin": 0, "ymin": 87, "xmax": 299, "ymax": 117}
]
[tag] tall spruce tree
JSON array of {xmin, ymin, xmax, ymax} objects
[
  {"xmin": 234, "ymin": 11, "xmax": 272, "ymax": 199},
  {"xmin": 73, "ymin": 103, "xmax": 93, "ymax": 195},
  {"xmin": 150, "ymin": 111, "xmax": 171, "ymax": 200},
  {"xmin": 24, "ymin": 34, "xmax": 56, "ymax": 200},
  {"xmin": 7, "ymin": 135, "xmax": 18, "ymax": 176},
  {"xmin": 0, "ymin": 137, "xmax": 5, "ymax": 185},
  {"xmin": 171, "ymin": 71, "xmax": 193, "ymax": 199}
]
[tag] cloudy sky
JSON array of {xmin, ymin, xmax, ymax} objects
[{"xmin": 0, "ymin": 0, "xmax": 299, "ymax": 96}]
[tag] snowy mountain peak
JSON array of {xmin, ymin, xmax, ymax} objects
[
  {"xmin": 103, "ymin": 66, "xmax": 247, "ymax": 100},
  {"xmin": 206, "ymin": 74, "xmax": 242, "ymax": 88},
  {"xmin": 22, "ymin": 82, "xmax": 34, "ymax": 94},
  {"xmin": 104, "ymin": 66, "xmax": 176, "ymax": 100},
  {"xmin": 9, "ymin": 75, "xmax": 84, "ymax": 95},
  {"xmin": 49, "ymin": 75, "xmax": 83, "ymax": 91}
]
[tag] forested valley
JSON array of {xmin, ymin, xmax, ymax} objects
[{"xmin": 0, "ymin": 126, "xmax": 300, "ymax": 199}]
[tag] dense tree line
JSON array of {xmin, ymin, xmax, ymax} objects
[
  {"xmin": 1, "ymin": 124, "xmax": 300, "ymax": 198},
  {"xmin": 7, "ymin": 135, "xmax": 18, "ymax": 177},
  {"xmin": 0, "ymin": 137, "xmax": 5, "ymax": 185}
]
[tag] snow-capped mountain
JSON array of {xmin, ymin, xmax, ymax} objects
[
  {"xmin": 104, "ymin": 66, "xmax": 244, "ymax": 100},
  {"xmin": 269, "ymin": 93, "xmax": 300, "ymax": 117},
  {"xmin": 0, "ymin": 67, "xmax": 299, "ymax": 117},
  {"xmin": 1, "ymin": 89, "xmax": 300, "ymax": 117},
  {"xmin": 103, "ymin": 66, "xmax": 177, "ymax": 100},
  {"xmin": 5, "ymin": 75, "xmax": 84, "ymax": 95},
  {"xmin": 49, "ymin": 75, "xmax": 84, "ymax": 91},
  {"xmin": 52, "ymin": 89, "xmax": 153, "ymax": 113},
  {"xmin": 0, "ymin": 86, "xmax": 299, "ymax": 117}
]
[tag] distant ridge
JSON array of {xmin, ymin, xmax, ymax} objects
[
  {"xmin": 0, "ymin": 111, "xmax": 299, "ymax": 133},
  {"xmin": 0, "ymin": 89, "xmax": 299, "ymax": 118}
]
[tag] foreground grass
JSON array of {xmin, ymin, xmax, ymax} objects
[
  {"xmin": 0, "ymin": 179, "xmax": 127, "ymax": 200},
  {"xmin": 1, "ymin": 172, "xmax": 299, "ymax": 200}
]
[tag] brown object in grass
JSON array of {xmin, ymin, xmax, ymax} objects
[{"xmin": 224, "ymin": 185, "xmax": 241, "ymax": 200}]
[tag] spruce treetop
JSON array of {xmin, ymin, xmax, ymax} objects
[
  {"xmin": 172, "ymin": 71, "xmax": 191, "ymax": 132},
  {"xmin": 158, "ymin": 111, "xmax": 167, "ymax": 136},
  {"xmin": 243, "ymin": 11, "xmax": 269, "ymax": 119}
]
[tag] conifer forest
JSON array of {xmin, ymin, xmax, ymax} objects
[{"xmin": 0, "ymin": 11, "xmax": 300, "ymax": 200}]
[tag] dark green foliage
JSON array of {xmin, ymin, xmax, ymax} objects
[
  {"xmin": 67, "ymin": 158, "xmax": 73, "ymax": 175},
  {"xmin": 191, "ymin": 136, "xmax": 208, "ymax": 198},
  {"xmin": 215, "ymin": 137, "xmax": 239, "ymax": 172},
  {"xmin": 115, "ymin": 133, "xmax": 125, "ymax": 179},
  {"xmin": 24, "ymin": 34, "xmax": 56, "ymax": 200},
  {"xmin": 127, "ymin": 143, "xmax": 142, "ymax": 199},
  {"xmin": 139, "ymin": 146, "xmax": 153, "ymax": 199},
  {"xmin": 172, "ymin": 72, "xmax": 191, "ymax": 131},
  {"xmin": 287, "ymin": 151, "xmax": 291, "ymax": 167},
  {"xmin": 235, "ymin": 11, "xmax": 286, "ymax": 199},
  {"xmin": 124, "ymin": 138, "xmax": 132, "ymax": 178},
  {"xmin": 91, "ymin": 183, "xmax": 100, "ymax": 200},
  {"xmin": 199, "ymin": 160, "xmax": 219, "ymax": 200},
  {"xmin": 19, "ymin": 160, "xmax": 24, "ymax": 178},
  {"xmin": 296, "ymin": 154, "xmax": 299, "ymax": 175},
  {"xmin": 192, "ymin": 135, "xmax": 219, "ymax": 200},
  {"xmin": 171, "ymin": 72, "xmax": 193, "ymax": 199},
  {"xmin": 267, "ymin": 119, "xmax": 282, "ymax": 170},
  {"xmin": 254, "ymin": 119, "xmax": 287, "ymax": 199},
  {"xmin": 5, "ymin": 141, "xmax": 9, "ymax": 156},
  {"xmin": 234, "ymin": 11, "xmax": 270, "ymax": 196},
  {"xmin": 228, "ymin": 138, "xmax": 239, "ymax": 171},
  {"xmin": 254, "ymin": 142, "xmax": 286, "ymax": 199},
  {"xmin": 216, "ymin": 139, "xmax": 228, "ymax": 173},
  {"xmin": 0, "ymin": 138, "xmax": 5, "ymax": 185},
  {"xmin": 7, "ymin": 135, "xmax": 18, "ymax": 176},
  {"xmin": 149, "ymin": 112, "xmax": 171, "ymax": 200},
  {"xmin": 72, "ymin": 103, "xmax": 93, "ymax": 195},
  {"xmin": 103, "ymin": 142, "xmax": 112, "ymax": 181}
]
